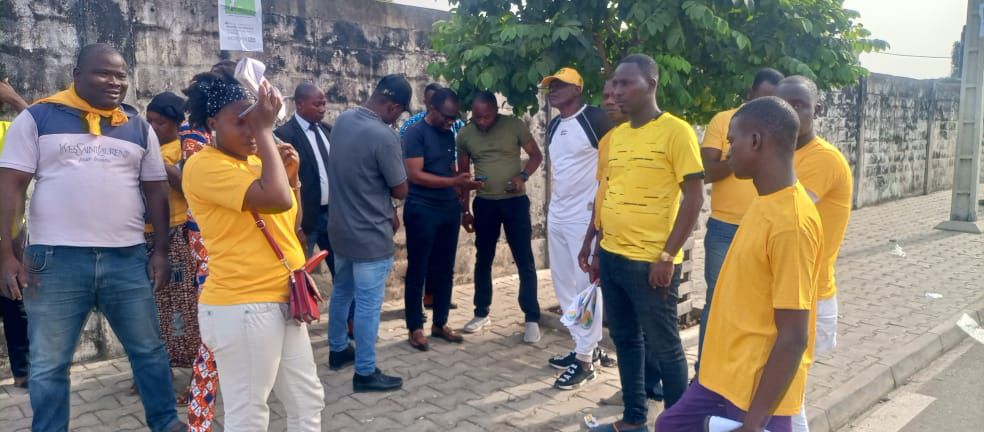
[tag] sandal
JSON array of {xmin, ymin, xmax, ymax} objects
[{"xmin": 175, "ymin": 386, "xmax": 190, "ymax": 407}]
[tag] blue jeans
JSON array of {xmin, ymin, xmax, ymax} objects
[
  {"xmin": 696, "ymin": 218, "xmax": 739, "ymax": 372},
  {"xmin": 22, "ymin": 245, "xmax": 179, "ymax": 432},
  {"xmin": 599, "ymin": 250, "xmax": 688, "ymax": 424},
  {"xmin": 327, "ymin": 254, "xmax": 394, "ymax": 376}
]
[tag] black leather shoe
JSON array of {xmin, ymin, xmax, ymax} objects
[
  {"xmin": 329, "ymin": 344, "xmax": 355, "ymax": 371},
  {"xmin": 353, "ymin": 368, "xmax": 403, "ymax": 393}
]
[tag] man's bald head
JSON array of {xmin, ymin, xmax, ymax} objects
[
  {"xmin": 75, "ymin": 43, "xmax": 124, "ymax": 70},
  {"xmin": 73, "ymin": 43, "xmax": 128, "ymax": 109},
  {"xmin": 774, "ymin": 75, "xmax": 821, "ymax": 143}
]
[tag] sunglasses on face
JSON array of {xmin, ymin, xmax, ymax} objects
[{"xmin": 438, "ymin": 110, "xmax": 460, "ymax": 121}]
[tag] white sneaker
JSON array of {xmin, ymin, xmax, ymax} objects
[
  {"xmin": 524, "ymin": 322, "xmax": 541, "ymax": 343},
  {"xmin": 463, "ymin": 316, "xmax": 491, "ymax": 333}
]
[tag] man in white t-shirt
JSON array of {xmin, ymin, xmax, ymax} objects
[{"xmin": 541, "ymin": 68, "xmax": 614, "ymax": 389}]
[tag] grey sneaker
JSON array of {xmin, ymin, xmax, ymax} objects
[
  {"xmin": 463, "ymin": 316, "xmax": 491, "ymax": 333},
  {"xmin": 524, "ymin": 322, "xmax": 541, "ymax": 343}
]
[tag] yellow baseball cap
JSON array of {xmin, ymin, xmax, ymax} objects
[{"xmin": 540, "ymin": 67, "xmax": 583, "ymax": 89}]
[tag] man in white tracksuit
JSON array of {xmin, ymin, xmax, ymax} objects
[{"xmin": 540, "ymin": 68, "xmax": 614, "ymax": 390}]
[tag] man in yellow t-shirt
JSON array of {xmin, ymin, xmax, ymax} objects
[
  {"xmin": 657, "ymin": 97, "xmax": 822, "ymax": 432},
  {"xmin": 696, "ymin": 68, "xmax": 784, "ymax": 373},
  {"xmin": 776, "ymin": 75, "xmax": 853, "ymax": 432},
  {"xmin": 588, "ymin": 54, "xmax": 705, "ymax": 432},
  {"xmin": 0, "ymin": 78, "xmax": 31, "ymax": 389}
]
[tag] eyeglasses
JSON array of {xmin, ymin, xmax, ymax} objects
[{"xmin": 439, "ymin": 111, "xmax": 461, "ymax": 121}]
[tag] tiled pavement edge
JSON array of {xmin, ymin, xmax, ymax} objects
[
  {"xmin": 808, "ymin": 300, "xmax": 984, "ymax": 432},
  {"xmin": 0, "ymin": 190, "xmax": 981, "ymax": 431}
]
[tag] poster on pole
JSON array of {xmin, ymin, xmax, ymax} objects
[{"xmin": 218, "ymin": 0, "xmax": 264, "ymax": 52}]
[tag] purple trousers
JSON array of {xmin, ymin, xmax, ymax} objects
[{"xmin": 655, "ymin": 380, "xmax": 792, "ymax": 432}]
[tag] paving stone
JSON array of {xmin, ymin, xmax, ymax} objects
[{"xmin": 0, "ymin": 190, "xmax": 980, "ymax": 431}]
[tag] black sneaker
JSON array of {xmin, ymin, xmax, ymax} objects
[
  {"xmin": 353, "ymin": 368, "xmax": 403, "ymax": 393},
  {"xmin": 594, "ymin": 347, "xmax": 617, "ymax": 368},
  {"xmin": 548, "ymin": 351, "xmax": 577, "ymax": 370},
  {"xmin": 554, "ymin": 362, "xmax": 596, "ymax": 390},
  {"xmin": 329, "ymin": 344, "xmax": 355, "ymax": 371}
]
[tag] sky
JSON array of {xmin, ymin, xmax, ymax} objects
[{"xmin": 391, "ymin": 0, "xmax": 966, "ymax": 80}]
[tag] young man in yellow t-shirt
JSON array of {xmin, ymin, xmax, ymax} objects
[
  {"xmin": 696, "ymin": 68, "xmax": 784, "ymax": 373},
  {"xmin": 656, "ymin": 97, "xmax": 822, "ymax": 432},
  {"xmin": 776, "ymin": 75, "xmax": 853, "ymax": 432},
  {"xmin": 577, "ymin": 78, "xmax": 663, "ymax": 402},
  {"xmin": 588, "ymin": 54, "xmax": 705, "ymax": 432}
]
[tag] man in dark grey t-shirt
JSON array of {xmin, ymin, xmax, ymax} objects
[{"xmin": 326, "ymin": 74, "xmax": 410, "ymax": 393}]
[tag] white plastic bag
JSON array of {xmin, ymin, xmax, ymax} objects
[
  {"xmin": 561, "ymin": 283, "xmax": 604, "ymax": 348},
  {"xmin": 234, "ymin": 57, "xmax": 287, "ymax": 120}
]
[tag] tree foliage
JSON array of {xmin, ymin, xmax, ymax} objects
[{"xmin": 427, "ymin": 0, "xmax": 888, "ymax": 123}]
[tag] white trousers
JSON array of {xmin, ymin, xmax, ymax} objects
[
  {"xmin": 792, "ymin": 296, "xmax": 839, "ymax": 432},
  {"xmin": 548, "ymin": 220, "xmax": 601, "ymax": 360},
  {"xmin": 199, "ymin": 303, "xmax": 325, "ymax": 432}
]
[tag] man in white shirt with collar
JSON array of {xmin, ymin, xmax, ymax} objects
[{"xmin": 275, "ymin": 82, "xmax": 334, "ymax": 273}]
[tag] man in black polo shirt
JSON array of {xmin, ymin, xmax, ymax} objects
[{"xmin": 402, "ymin": 89, "xmax": 482, "ymax": 351}]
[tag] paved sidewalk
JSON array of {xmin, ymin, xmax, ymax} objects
[{"xmin": 0, "ymin": 190, "xmax": 981, "ymax": 431}]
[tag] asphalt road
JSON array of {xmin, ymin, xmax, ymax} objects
[{"xmin": 839, "ymin": 339, "xmax": 984, "ymax": 432}]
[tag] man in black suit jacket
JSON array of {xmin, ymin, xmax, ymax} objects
[{"xmin": 274, "ymin": 82, "xmax": 335, "ymax": 274}]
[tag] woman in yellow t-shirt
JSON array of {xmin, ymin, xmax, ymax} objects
[
  {"xmin": 181, "ymin": 71, "xmax": 324, "ymax": 430},
  {"xmin": 140, "ymin": 92, "xmax": 202, "ymax": 404}
]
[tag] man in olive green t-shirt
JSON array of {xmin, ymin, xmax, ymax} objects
[{"xmin": 456, "ymin": 90, "xmax": 544, "ymax": 342}]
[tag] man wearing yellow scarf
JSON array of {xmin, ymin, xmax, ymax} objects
[{"xmin": 0, "ymin": 43, "xmax": 185, "ymax": 432}]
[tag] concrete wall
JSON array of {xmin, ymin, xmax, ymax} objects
[
  {"xmin": 814, "ymin": 74, "xmax": 963, "ymax": 207},
  {"xmin": 0, "ymin": 0, "xmax": 554, "ymax": 372}
]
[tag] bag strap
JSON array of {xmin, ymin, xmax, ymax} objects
[{"xmin": 251, "ymin": 211, "xmax": 292, "ymax": 272}]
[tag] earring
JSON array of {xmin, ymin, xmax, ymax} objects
[{"xmin": 211, "ymin": 130, "xmax": 218, "ymax": 147}]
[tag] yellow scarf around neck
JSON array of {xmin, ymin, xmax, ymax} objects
[{"xmin": 35, "ymin": 84, "xmax": 128, "ymax": 136}]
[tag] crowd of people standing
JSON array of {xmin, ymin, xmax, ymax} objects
[{"xmin": 0, "ymin": 42, "xmax": 853, "ymax": 432}]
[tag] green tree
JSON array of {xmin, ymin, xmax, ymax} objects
[{"xmin": 427, "ymin": 0, "xmax": 887, "ymax": 123}]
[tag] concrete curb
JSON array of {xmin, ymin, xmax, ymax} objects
[{"xmin": 807, "ymin": 299, "xmax": 984, "ymax": 432}]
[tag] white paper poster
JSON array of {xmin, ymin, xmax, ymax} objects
[{"xmin": 218, "ymin": 0, "xmax": 264, "ymax": 52}]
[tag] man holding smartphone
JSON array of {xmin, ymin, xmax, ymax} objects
[
  {"xmin": 402, "ymin": 89, "xmax": 482, "ymax": 351},
  {"xmin": 457, "ymin": 90, "xmax": 544, "ymax": 343}
]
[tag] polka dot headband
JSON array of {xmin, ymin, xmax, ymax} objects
[{"xmin": 194, "ymin": 79, "xmax": 255, "ymax": 118}]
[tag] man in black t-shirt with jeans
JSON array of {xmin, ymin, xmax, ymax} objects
[{"xmin": 402, "ymin": 89, "xmax": 483, "ymax": 351}]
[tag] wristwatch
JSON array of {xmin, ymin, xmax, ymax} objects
[
  {"xmin": 519, "ymin": 170, "xmax": 530, "ymax": 182},
  {"xmin": 659, "ymin": 250, "xmax": 674, "ymax": 263}
]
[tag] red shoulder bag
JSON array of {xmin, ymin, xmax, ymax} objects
[{"xmin": 251, "ymin": 212, "xmax": 328, "ymax": 324}]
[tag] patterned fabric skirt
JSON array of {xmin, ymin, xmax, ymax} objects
[
  {"xmin": 185, "ymin": 215, "xmax": 219, "ymax": 432},
  {"xmin": 145, "ymin": 226, "xmax": 200, "ymax": 368}
]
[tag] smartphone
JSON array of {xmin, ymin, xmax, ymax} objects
[{"xmin": 474, "ymin": 175, "xmax": 488, "ymax": 182}]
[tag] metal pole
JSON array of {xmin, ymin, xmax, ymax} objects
[{"xmin": 937, "ymin": 0, "xmax": 984, "ymax": 233}]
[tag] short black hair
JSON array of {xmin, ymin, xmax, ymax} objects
[
  {"xmin": 429, "ymin": 88, "xmax": 459, "ymax": 111},
  {"xmin": 147, "ymin": 91, "xmax": 186, "ymax": 125},
  {"xmin": 733, "ymin": 96, "xmax": 800, "ymax": 153},
  {"xmin": 752, "ymin": 68, "xmax": 784, "ymax": 90},
  {"xmin": 779, "ymin": 75, "xmax": 819, "ymax": 102},
  {"xmin": 76, "ymin": 43, "xmax": 123, "ymax": 69},
  {"xmin": 293, "ymin": 82, "xmax": 322, "ymax": 102},
  {"xmin": 182, "ymin": 69, "xmax": 239, "ymax": 130},
  {"xmin": 471, "ymin": 90, "xmax": 497, "ymax": 108},
  {"xmin": 424, "ymin": 83, "xmax": 444, "ymax": 94},
  {"xmin": 618, "ymin": 53, "xmax": 660, "ymax": 81}
]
